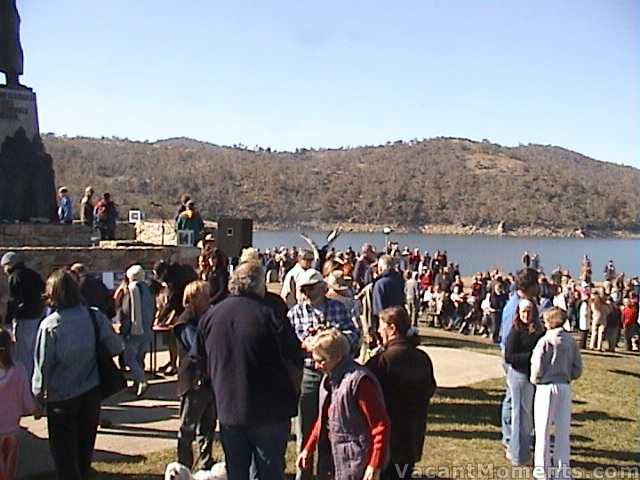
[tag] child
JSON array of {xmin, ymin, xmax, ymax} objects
[
  {"xmin": 530, "ymin": 307, "xmax": 583, "ymax": 480},
  {"xmin": 0, "ymin": 328, "xmax": 36, "ymax": 480}
]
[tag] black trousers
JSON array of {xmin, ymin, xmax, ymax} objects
[
  {"xmin": 46, "ymin": 387, "xmax": 101, "ymax": 480},
  {"xmin": 177, "ymin": 386, "xmax": 216, "ymax": 470}
]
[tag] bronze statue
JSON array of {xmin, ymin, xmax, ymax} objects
[{"xmin": 0, "ymin": 0, "xmax": 24, "ymax": 87}]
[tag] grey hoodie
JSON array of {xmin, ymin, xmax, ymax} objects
[{"xmin": 530, "ymin": 327, "xmax": 582, "ymax": 385}]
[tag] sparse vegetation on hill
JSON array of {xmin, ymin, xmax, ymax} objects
[{"xmin": 42, "ymin": 135, "xmax": 640, "ymax": 236}]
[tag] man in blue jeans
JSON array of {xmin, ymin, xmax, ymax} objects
[
  {"xmin": 200, "ymin": 262, "xmax": 304, "ymax": 480},
  {"xmin": 499, "ymin": 268, "xmax": 539, "ymax": 451}
]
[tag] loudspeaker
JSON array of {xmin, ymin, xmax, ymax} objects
[{"xmin": 216, "ymin": 217, "xmax": 253, "ymax": 258}]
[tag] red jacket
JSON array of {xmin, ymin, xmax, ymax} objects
[{"xmin": 621, "ymin": 305, "xmax": 638, "ymax": 329}]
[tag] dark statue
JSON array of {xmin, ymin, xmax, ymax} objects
[{"xmin": 0, "ymin": 0, "xmax": 24, "ymax": 86}]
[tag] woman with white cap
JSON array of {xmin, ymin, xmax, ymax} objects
[{"xmin": 120, "ymin": 265, "xmax": 156, "ymax": 397}]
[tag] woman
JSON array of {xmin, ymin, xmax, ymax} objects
[
  {"xmin": 577, "ymin": 292, "xmax": 591, "ymax": 349},
  {"xmin": 120, "ymin": 265, "xmax": 155, "ymax": 397},
  {"xmin": 202, "ymin": 247, "xmax": 229, "ymax": 304},
  {"xmin": 297, "ymin": 328, "xmax": 389, "ymax": 480},
  {"xmin": 504, "ymin": 298, "xmax": 544, "ymax": 466},
  {"xmin": 589, "ymin": 294, "xmax": 607, "ymax": 351},
  {"xmin": 32, "ymin": 270, "xmax": 123, "ymax": 480}
]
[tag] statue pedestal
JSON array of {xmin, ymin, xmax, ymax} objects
[
  {"xmin": 0, "ymin": 84, "xmax": 56, "ymax": 222},
  {"xmin": 0, "ymin": 85, "xmax": 39, "ymax": 141}
]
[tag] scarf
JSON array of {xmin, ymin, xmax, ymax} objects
[{"xmin": 128, "ymin": 282, "xmax": 144, "ymax": 336}]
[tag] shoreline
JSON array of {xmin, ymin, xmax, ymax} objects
[{"xmin": 253, "ymin": 221, "xmax": 640, "ymax": 240}]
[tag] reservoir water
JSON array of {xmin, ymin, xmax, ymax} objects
[{"xmin": 254, "ymin": 230, "xmax": 639, "ymax": 277}]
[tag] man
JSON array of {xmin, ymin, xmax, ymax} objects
[
  {"xmin": 199, "ymin": 262, "xmax": 303, "ymax": 480},
  {"xmin": 404, "ymin": 270, "xmax": 419, "ymax": 327},
  {"xmin": 80, "ymin": 186, "xmax": 94, "ymax": 227},
  {"xmin": 174, "ymin": 194, "xmax": 191, "ymax": 230},
  {"xmin": 1, "ymin": 251, "xmax": 44, "ymax": 379},
  {"xmin": 69, "ymin": 263, "xmax": 113, "ymax": 317},
  {"xmin": 499, "ymin": 267, "xmax": 539, "ymax": 452},
  {"xmin": 353, "ymin": 243, "xmax": 376, "ymax": 292},
  {"xmin": 57, "ymin": 186, "xmax": 73, "ymax": 224},
  {"xmin": 94, "ymin": 192, "xmax": 118, "ymax": 240},
  {"xmin": 366, "ymin": 306, "xmax": 437, "ymax": 480},
  {"xmin": 372, "ymin": 255, "xmax": 405, "ymax": 332},
  {"xmin": 280, "ymin": 249, "xmax": 314, "ymax": 308},
  {"xmin": 287, "ymin": 268, "xmax": 360, "ymax": 480},
  {"xmin": 0, "ymin": 0, "xmax": 23, "ymax": 87},
  {"xmin": 176, "ymin": 200, "xmax": 205, "ymax": 245}
]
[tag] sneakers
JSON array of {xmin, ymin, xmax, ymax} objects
[{"xmin": 136, "ymin": 381, "xmax": 148, "ymax": 398}]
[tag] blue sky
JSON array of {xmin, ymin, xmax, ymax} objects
[{"xmin": 18, "ymin": 0, "xmax": 639, "ymax": 167}]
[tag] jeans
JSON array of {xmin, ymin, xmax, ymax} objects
[
  {"xmin": 220, "ymin": 420, "xmax": 290, "ymax": 480},
  {"xmin": 501, "ymin": 360, "xmax": 512, "ymax": 448},
  {"xmin": 507, "ymin": 368, "xmax": 534, "ymax": 464},
  {"xmin": 46, "ymin": 387, "xmax": 101, "ymax": 480},
  {"xmin": 295, "ymin": 368, "xmax": 322, "ymax": 480},
  {"xmin": 13, "ymin": 316, "xmax": 41, "ymax": 381},
  {"xmin": 122, "ymin": 335, "xmax": 149, "ymax": 383},
  {"xmin": 533, "ymin": 384, "xmax": 572, "ymax": 480},
  {"xmin": 178, "ymin": 387, "xmax": 216, "ymax": 470}
]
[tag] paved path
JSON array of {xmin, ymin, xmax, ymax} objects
[{"xmin": 19, "ymin": 344, "xmax": 502, "ymax": 478}]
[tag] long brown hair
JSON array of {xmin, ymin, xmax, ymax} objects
[{"xmin": 512, "ymin": 303, "xmax": 542, "ymax": 334}]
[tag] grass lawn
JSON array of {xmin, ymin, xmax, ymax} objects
[{"xmin": 31, "ymin": 330, "xmax": 640, "ymax": 479}]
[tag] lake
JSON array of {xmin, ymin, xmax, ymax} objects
[{"xmin": 253, "ymin": 230, "xmax": 639, "ymax": 277}]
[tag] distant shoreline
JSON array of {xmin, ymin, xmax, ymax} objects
[{"xmin": 253, "ymin": 222, "xmax": 640, "ymax": 240}]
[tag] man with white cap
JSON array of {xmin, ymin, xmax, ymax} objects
[
  {"xmin": 1, "ymin": 251, "xmax": 45, "ymax": 379},
  {"xmin": 57, "ymin": 186, "xmax": 74, "ymax": 224},
  {"xmin": 287, "ymin": 268, "xmax": 360, "ymax": 480}
]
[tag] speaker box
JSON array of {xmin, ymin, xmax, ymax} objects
[{"xmin": 216, "ymin": 217, "xmax": 253, "ymax": 258}]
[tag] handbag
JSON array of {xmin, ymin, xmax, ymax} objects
[{"xmin": 88, "ymin": 307, "xmax": 127, "ymax": 400}]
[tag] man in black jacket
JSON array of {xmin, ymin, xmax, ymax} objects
[
  {"xmin": 69, "ymin": 263, "xmax": 113, "ymax": 317},
  {"xmin": 199, "ymin": 261, "xmax": 303, "ymax": 480},
  {"xmin": 366, "ymin": 306, "xmax": 437, "ymax": 480},
  {"xmin": 1, "ymin": 251, "xmax": 45, "ymax": 379}
]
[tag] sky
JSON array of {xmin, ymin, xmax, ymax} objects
[{"xmin": 17, "ymin": 0, "xmax": 640, "ymax": 167}]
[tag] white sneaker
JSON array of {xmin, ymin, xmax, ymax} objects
[{"xmin": 136, "ymin": 381, "xmax": 148, "ymax": 398}]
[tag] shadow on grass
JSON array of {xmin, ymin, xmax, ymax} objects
[
  {"xmin": 430, "ymin": 386, "xmax": 502, "ymax": 428},
  {"xmin": 419, "ymin": 333, "xmax": 499, "ymax": 354},
  {"xmin": 573, "ymin": 410, "xmax": 635, "ymax": 423},
  {"xmin": 609, "ymin": 368, "xmax": 640, "ymax": 379}
]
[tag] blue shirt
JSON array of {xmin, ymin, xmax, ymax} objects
[
  {"xmin": 58, "ymin": 196, "xmax": 73, "ymax": 223},
  {"xmin": 372, "ymin": 270, "xmax": 405, "ymax": 316},
  {"xmin": 32, "ymin": 305, "xmax": 123, "ymax": 403},
  {"xmin": 287, "ymin": 298, "xmax": 360, "ymax": 368}
]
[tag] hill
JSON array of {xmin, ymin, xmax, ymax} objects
[{"xmin": 42, "ymin": 135, "xmax": 640, "ymax": 237}]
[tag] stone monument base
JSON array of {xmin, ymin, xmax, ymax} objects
[{"xmin": 0, "ymin": 85, "xmax": 56, "ymax": 222}]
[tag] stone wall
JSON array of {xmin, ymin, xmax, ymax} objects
[
  {"xmin": 0, "ymin": 245, "xmax": 199, "ymax": 278},
  {"xmin": 135, "ymin": 220, "xmax": 177, "ymax": 246},
  {"xmin": 0, "ymin": 222, "xmax": 136, "ymax": 247}
]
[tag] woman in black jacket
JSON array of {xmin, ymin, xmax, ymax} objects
[{"xmin": 505, "ymin": 298, "xmax": 544, "ymax": 466}]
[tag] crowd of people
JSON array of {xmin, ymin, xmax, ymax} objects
[
  {"xmin": 0, "ymin": 235, "xmax": 637, "ymax": 480},
  {"xmin": 57, "ymin": 186, "xmax": 119, "ymax": 240}
]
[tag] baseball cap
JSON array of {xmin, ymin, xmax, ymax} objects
[
  {"xmin": 0, "ymin": 252, "xmax": 18, "ymax": 268},
  {"xmin": 298, "ymin": 269, "xmax": 324, "ymax": 288}
]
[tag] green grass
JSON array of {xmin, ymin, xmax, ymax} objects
[{"xmin": 29, "ymin": 330, "xmax": 640, "ymax": 479}]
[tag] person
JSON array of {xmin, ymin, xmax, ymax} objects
[
  {"xmin": 365, "ymin": 306, "xmax": 436, "ymax": 480},
  {"xmin": 199, "ymin": 262, "xmax": 303, "ymax": 480},
  {"xmin": 604, "ymin": 296, "xmax": 620, "ymax": 352},
  {"xmin": 404, "ymin": 270, "xmax": 420, "ymax": 327},
  {"xmin": 297, "ymin": 328, "xmax": 390, "ymax": 480},
  {"xmin": 0, "ymin": 328, "xmax": 36, "ymax": 480},
  {"xmin": 94, "ymin": 192, "xmax": 118, "ymax": 240},
  {"xmin": 57, "ymin": 187, "xmax": 73, "ymax": 224},
  {"xmin": 174, "ymin": 194, "xmax": 191, "ymax": 230},
  {"xmin": 287, "ymin": 268, "xmax": 360, "ymax": 480},
  {"xmin": 521, "ymin": 252, "xmax": 531, "ymax": 268},
  {"xmin": 621, "ymin": 295, "xmax": 639, "ymax": 351},
  {"xmin": 489, "ymin": 282, "xmax": 508, "ymax": 344},
  {"xmin": 577, "ymin": 292, "xmax": 591, "ymax": 349},
  {"xmin": 32, "ymin": 270, "xmax": 123, "ymax": 480},
  {"xmin": 120, "ymin": 265, "xmax": 155, "ymax": 397},
  {"xmin": 174, "ymin": 281, "xmax": 215, "ymax": 471},
  {"xmin": 499, "ymin": 267, "xmax": 539, "ymax": 452},
  {"xmin": 1, "ymin": 252, "xmax": 44, "ymax": 380},
  {"xmin": 176, "ymin": 200, "xmax": 205, "ymax": 245},
  {"xmin": 79, "ymin": 187, "xmax": 94, "ymax": 227},
  {"xmin": 530, "ymin": 307, "xmax": 582, "ymax": 480},
  {"xmin": 0, "ymin": 0, "xmax": 23, "ymax": 88},
  {"xmin": 504, "ymin": 298, "xmax": 544, "ymax": 466},
  {"xmin": 200, "ymin": 247, "xmax": 229, "ymax": 304},
  {"xmin": 154, "ymin": 260, "xmax": 198, "ymax": 375},
  {"xmin": 280, "ymin": 249, "xmax": 315, "ymax": 308},
  {"xmin": 69, "ymin": 263, "xmax": 113, "ymax": 317},
  {"xmin": 588, "ymin": 294, "xmax": 607, "ymax": 351},
  {"xmin": 372, "ymin": 255, "xmax": 405, "ymax": 334},
  {"xmin": 325, "ymin": 270, "xmax": 357, "ymax": 316},
  {"xmin": 353, "ymin": 243, "xmax": 376, "ymax": 292}
]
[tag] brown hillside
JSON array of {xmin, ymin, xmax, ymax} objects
[{"xmin": 42, "ymin": 135, "xmax": 640, "ymax": 234}]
